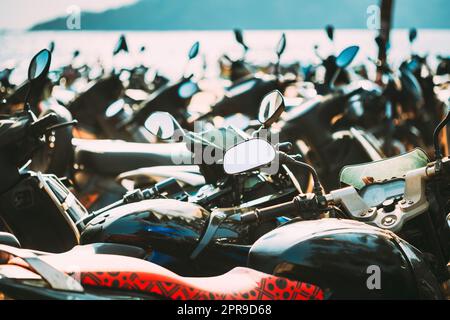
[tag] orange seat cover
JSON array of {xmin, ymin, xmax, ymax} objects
[{"xmin": 38, "ymin": 254, "xmax": 324, "ymax": 300}]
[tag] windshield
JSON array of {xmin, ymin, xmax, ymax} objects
[
  {"xmin": 198, "ymin": 126, "xmax": 247, "ymax": 150},
  {"xmin": 339, "ymin": 148, "xmax": 429, "ymax": 190}
]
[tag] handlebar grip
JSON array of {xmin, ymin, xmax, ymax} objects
[
  {"xmin": 241, "ymin": 200, "xmax": 297, "ymax": 223},
  {"xmin": 276, "ymin": 142, "xmax": 293, "ymax": 153},
  {"xmin": 30, "ymin": 113, "xmax": 59, "ymax": 136}
]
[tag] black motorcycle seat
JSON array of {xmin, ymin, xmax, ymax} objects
[
  {"xmin": 117, "ymin": 165, "xmax": 205, "ymax": 187},
  {"xmin": 0, "ymin": 232, "xmax": 21, "ymax": 248},
  {"xmin": 1, "ymin": 246, "xmax": 324, "ymax": 300},
  {"xmin": 56, "ymin": 243, "xmax": 148, "ymax": 259},
  {"xmin": 281, "ymin": 95, "xmax": 325, "ymax": 122},
  {"xmin": 29, "ymin": 243, "xmax": 148, "ymax": 260},
  {"xmin": 73, "ymin": 138, "xmax": 194, "ymax": 176}
]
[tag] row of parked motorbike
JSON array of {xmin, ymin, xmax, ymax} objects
[{"xmin": 0, "ymin": 27, "xmax": 449, "ymax": 300}]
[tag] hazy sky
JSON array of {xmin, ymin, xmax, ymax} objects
[{"xmin": 0, "ymin": 0, "xmax": 137, "ymax": 29}]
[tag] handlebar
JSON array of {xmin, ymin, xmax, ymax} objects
[
  {"xmin": 0, "ymin": 111, "xmax": 70, "ymax": 151},
  {"xmin": 240, "ymin": 192, "xmax": 329, "ymax": 224},
  {"xmin": 241, "ymin": 200, "xmax": 298, "ymax": 223},
  {"xmin": 29, "ymin": 113, "xmax": 59, "ymax": 137}
]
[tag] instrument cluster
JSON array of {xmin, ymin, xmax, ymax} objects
[{"xmin": 359, "ymin": 179, "xmax": 405, "ymax": 208}]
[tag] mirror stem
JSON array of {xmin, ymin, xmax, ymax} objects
[
  {"xmin": 251, "ymin": 125, "xmax": 265, "ymax": 138},
  {"xmin": 433, "ymin": 103, "xmax": 450, "ymax": 160},
  {"xmin": 279, "ymin": 152, "xmax": 323, "ymax": 196},
  {"xmin": 275, "ymin": 55, "xmax": 281, "ymax": 80},
  {"xmin": 23, "ymin": 83, "xmax": 32, "ymax": 112},
  {"xmin": 329, "ymin": 67, "xmax": 341, "ymax": 90},
  {"xmin": 231, "ymin": 175, "xmax": 243, "ymax": 206}
]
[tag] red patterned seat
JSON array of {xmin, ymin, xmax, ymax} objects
[{"xmin": 6, "ymin": 248, "xmax": 324, "ymax": 300}]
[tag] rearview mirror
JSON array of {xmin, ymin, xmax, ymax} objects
[
  {"xmin": 105, "ymin": 99, "xmax": 125, "ymax": 118},
  {"xmin": 28, "ymin": 49, "xmax": 51, "ymax": 81},
  {"xmin": 409, "ymin": 28, "xmax": 417, "ymax": 44},
  {"xmin": 113, "ymin": 34, "xmax": 129, "ymax": 55},
  {"xmin": 178, "ymin": 80, "xmax": 199, "ymax": 98},
  {"xmin": 258, "ymin": 90, "xmax": 285, "ymax": 127},
  {"xmin": 234, "ymin": 29, "xmax": 244, "ymax": 45},
  {"xmin": 188, "ymin": 41, "xmax": 200, "ymax": 60},
  {"xmin": 48, "ymin": 41, "xmax": 55, "ymax": 53},
  {"xmin": 374, "ymin": 36, "xmax": 383, "ymax": 50},
  {"xmin": 276, "ymin": 33, "xmax": 286, "ymax": 57},
  {"xmin": 234, "ymin": 29, "xmax": 248, "ymax": 52},
  {"xmin": 336, "ymin": 45, "xmax": 359, "ymax": 68},
  {"xmin": 223, "ymin": 139, "xmax": 276, "ymax": 175},
  {"xmin": 325, "ymin": 25, "xmax": 334, "ymax": 42},
  {"xmin": 144, "ymin": 112, "xmax": 176, "ymax": 140}
]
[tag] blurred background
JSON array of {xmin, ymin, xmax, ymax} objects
[{"xmin": 0, "ymin": 0, "xmax": 449, "ymax": 82}]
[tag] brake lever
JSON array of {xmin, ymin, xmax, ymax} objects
[{"xmin": 45, "ymin": 119, "xmax": 78, "ymax": 132}]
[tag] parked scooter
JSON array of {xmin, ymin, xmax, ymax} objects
[
  {"xmin": 437, "ymin": 55, "xmax": 450, "ymax": 76},
  {"xmin": 219, "ymin": 29, "xmax": 299, "ymax": 84},
  {"xmin": 273, "ymin": 46, "xmax": 385, "ymax": 190},
  {"xmin": 105, "ymin": 41, "xmax": 202, "ymax": 141},
  {"xmin": 398, "ymin": 28, "xmax": 447, "ymax": 152},
  {"xmin": 0, "ymin": 63, "xmax": 16, "ymax": 99},
  {"xmin": 218, "ymin": 29, "xmax": 254, "ymax": 82},
  {"xmin": 194, "ymin": 33, "xmax": 297, "ymax": 124},
  {"xmin": 305, "ymin": 25, "xmax": 354, "ymax": 94},
  {"xmin": 56, "ymin": 35, "xmax": 167, "ymax": 140}
]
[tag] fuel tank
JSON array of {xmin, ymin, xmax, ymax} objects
[
  {"xmin": 248, "ymin": 218, "xmax": 442, "ymax": 299},
  {"xmin": 80, "ymin": 199, "xmax": 209, "ymax": 259}
]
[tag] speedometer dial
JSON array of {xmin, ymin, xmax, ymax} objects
[{"xmin": 359, "ymin": 180, "xmax": 405, "ymax": 208}]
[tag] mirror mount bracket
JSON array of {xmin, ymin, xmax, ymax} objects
[
  {"xmin": 23, "ymin": 85, "xmax": 32, "ymax": 113},
  {"xmin": 329, "ymin": 67, "xmax": 342, "ymax": 90}
]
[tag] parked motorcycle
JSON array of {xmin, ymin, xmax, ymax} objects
[
  {"xmin": 0, "ymin": 48, "xmax": 448, "ymax": 300},
  {"xmin": 0, "ymin": 50, "xmax": 301, "ymax": 256},
  {"xmin": 80, "ymin": 105, "xmax": 450, "ymax": 298}
]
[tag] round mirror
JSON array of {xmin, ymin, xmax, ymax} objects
[
  {"xmin": 188, "ymin": 41, "xmax": 200, "ymax": 60},
  {"xmin": 224, "ymin": 139, "xmax": 276, "ymax": 175},
  {"xmin": 178, "ymin": 81, "xmax": 199, "ymax": 98},
  {"xmin": 105, "ymin": 99, "xmax": 125, "ymax": 118},
  {"xmin": 276, "ymin": 33, "xmax": 286, "ymax": 57},
  {"xmin": 258, "ymin": 90, "xmax": 285, "ymax": 126},
  {"xmin": 336, "ymin": 45, "xmax": 359, "ymax": 69},
  {"xmin": 144, "ymin": 112, "xmax": 175, "ymax": 140},
  {"xmin": 28, "ymin": 49, "xmax": 51, "ymax": 81}
]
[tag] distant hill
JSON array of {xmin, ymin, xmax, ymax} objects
[{"xmin": 31, "ymin": 0, "xmax": 450, "ymax": 31}]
